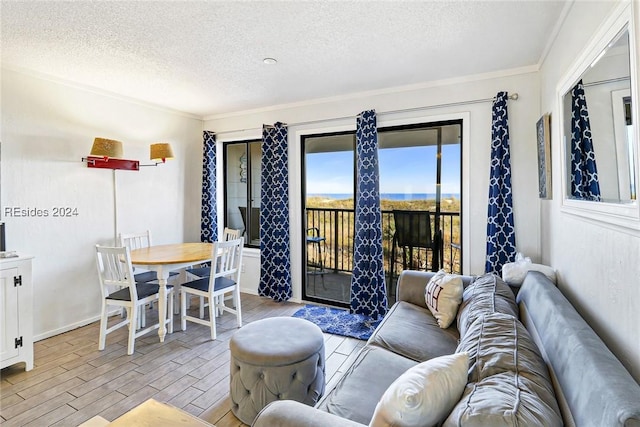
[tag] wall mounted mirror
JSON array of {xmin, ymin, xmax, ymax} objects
[
  {"xmin": 562, "ymin": 27, "xmax": 635, "ymax": 203},
  {"xmin": 558, "ymin": 3, "xmax": 640, "ymax": 230}
]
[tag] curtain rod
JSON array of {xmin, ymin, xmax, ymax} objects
[
  {"xmin": 582, "ymin": 76, "xmax": 629, "ymax": 87},
  {"xmin": 211, "ymin": 92, "xmax": 519, "ymax": 136}
]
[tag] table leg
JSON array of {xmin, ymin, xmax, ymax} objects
[
  {"xmin": 157, "ymin": 267, "xmax": 169, "ymax": 342},
  {"xmin": 174, "ymin": 270, "xmax": 185, "ymax": 315}
]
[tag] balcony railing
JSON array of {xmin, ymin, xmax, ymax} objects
[{"xmin": 306, "ymin": 208, "xmax": 461, "ymax": 278}]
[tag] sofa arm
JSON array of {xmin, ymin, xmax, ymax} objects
[
  {"xmin": 396, "ymin": 270, "xmax": 476, "ymax": 308},
  {"xmin": 252, "ymin": 400, "xmax": 367, "ymax": 427}
]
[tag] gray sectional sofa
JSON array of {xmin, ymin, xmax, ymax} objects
[{"xmin": 253, "ymin": 270, "xmax": 640, "ymax": 427}]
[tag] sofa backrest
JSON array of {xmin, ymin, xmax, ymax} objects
[
  {"xmin": 517, "ymin": 271, "xmax": 640, "ymax": 427},
  {"xmin": 396, "ymin": 270, "xmax": 475, "ymax": 309}
]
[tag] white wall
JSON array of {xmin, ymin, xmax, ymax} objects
[
  {"xmin": 205, "ymin": 70, "xmax": 542, "ymax": 301},
  {"xmin": 1, "ymin": 68, "xmax": 203, "ymax": 339},
  {"xmin": 539, "ymin": 0, "xmax": 640, "ymax": 381}
]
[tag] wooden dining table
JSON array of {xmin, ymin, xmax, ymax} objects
[{"xmin": 130, "ymin": 242, "xmax": 213, "ymax": 342}]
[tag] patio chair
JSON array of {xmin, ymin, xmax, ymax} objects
[
  {"xmin": 390, "ymin": 210, "xmax": 441, "ymax": 296},
  {"xmin": 306, "ymin": 227, "xmax": 327, "ymax": 291},
  {"xmin": 239, "ymin": 206, "xmax": 260, "ymax": 244}
]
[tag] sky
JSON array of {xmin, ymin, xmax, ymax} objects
[{"xmin": 306, "ymin": 144, "xmax": 461, "ymax": 195}]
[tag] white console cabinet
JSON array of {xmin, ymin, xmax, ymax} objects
[{"xmin": 1, "ymin": 255, "xmax": 34, "ymax": 371}]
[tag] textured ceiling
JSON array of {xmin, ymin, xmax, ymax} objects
[{"xmin": 1, "ymin": 1, "xmax": 567, "ymax": 117}]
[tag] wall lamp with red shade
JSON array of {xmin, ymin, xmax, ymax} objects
[{"xmin": 81, "ymin": 138, "xmax": 174, "ymax": 171}]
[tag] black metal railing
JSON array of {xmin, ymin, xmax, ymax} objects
[{"xmin": 306, "ymin": 208, "xmax": 461, "ymax": 277}]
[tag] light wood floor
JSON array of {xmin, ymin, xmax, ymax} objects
[{"xmin": 0, "ymin": 293, "xmax": 365, "ymax": 427}]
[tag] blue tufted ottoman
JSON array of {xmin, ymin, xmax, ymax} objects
[{"xmin": 229, "ymin": 317, "xmax": 325, "ymax": 425}]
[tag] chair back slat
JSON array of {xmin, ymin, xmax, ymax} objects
[
  {"xmin": 119, "ymin": 230, "xmax": 152, "ymax": 251},
  {"xmin": 223, "ymin": 227, "xmax": 242, "ymax": 241},
  {"xmin": 95, "ymin": 245, "xmax": 138, "ymax": 301},
  {"xmin": 210, "ymin": 238, "xmax": 244, "ymax": 284}
]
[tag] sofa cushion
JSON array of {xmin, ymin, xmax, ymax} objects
[
  {"xmin": 424, "ymin": 270, "xmax": 464, "ymax": 328},
  {"xmin": 444, "ymin": 312, "xmax": 562, "ymax": 427},
  {"xmin": 457, "ymin": 313, "xmax": 557, "ymax": 387},
  {"xmin": 367, "ymin": 301, "xmax": 459, "ymax": 362},
  {"xmin": 316, "ymin": 345, "xmax": 417, "ymax": 425},
  {"xmin": 443, "ymin": 371, "xmax": 563, "ymax": 427},
  {"xmin": 457, "ymin": 273, "xmax": 518, "ymax": 337},
  {"xmin": 369, "ymin": 352, "xmax": 469, "ymax": 427}
]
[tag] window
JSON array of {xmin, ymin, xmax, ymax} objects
[{"xmin": 224, "ymin": 140, "xmax": 261, "ymax": 247}]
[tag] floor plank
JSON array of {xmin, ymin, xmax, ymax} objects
[{"xmin": 0, "ymin": 293, "xmax": 367, "ymax": 427}]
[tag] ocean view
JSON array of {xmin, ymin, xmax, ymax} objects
[{"xmin": 309, "ymin": 193, "xmax": 460, "ymax": 201}]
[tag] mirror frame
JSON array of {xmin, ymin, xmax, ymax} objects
[{"xmin": 557, "ymin": 1, "xmax": 640, "ymax": 231}]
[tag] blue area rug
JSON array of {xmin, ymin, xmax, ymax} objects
[{"xmin": 292, "ymin": 305, "xmax": 382, "ymax": 340}]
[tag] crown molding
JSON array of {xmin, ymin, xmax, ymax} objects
[
  {"xmin": 204, "ymin": 65, "xmax": 539, "ymax": 121},
  {"xmin": 2, "ymin": 65, "xmax": 203, "ymax": 121}
]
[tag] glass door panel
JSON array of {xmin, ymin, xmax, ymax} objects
[{"xmin": 302, "ymin": 133, "xmax": 355, "ymax": 307}]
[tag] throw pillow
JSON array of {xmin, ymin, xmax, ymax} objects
[
  {"xmin": 369, "ymin": 352, "xmax": 469, "ymax": 427},
  {"xmin": 502, "ymin": 262, "xmax": 556, "ymax": 286},
  {"xmin": 424, "ymin": 270, "xmax": 463, "ymax": 328}
]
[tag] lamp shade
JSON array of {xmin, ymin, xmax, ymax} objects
[
  {"xmin": 90, "ymin": 137, "xmax": 123, "ymax": 159},
  {"xmin": 150, "ymin": 143, "xmax": 174, "ymax": 162}
]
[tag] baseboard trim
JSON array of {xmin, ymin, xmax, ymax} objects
[
  {"xmin": 35, "ymin": 291, "xmax": 303, "ymax": 341},
  {"xmin": 34, "ymin": 309, "xmax": 120, "ymax": 342}
]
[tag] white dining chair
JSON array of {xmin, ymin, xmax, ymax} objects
[
  {"xmin": 185, "ymin": 227, "xmax": 242, "ymax": 280},
  {"xmin": 95, "ymin": 245, "xmax": 174, "ymax": 355},
  {"xmin": 180, "ymin": 238, "xmax": 243, "ymax": 340},
  {"xmin": 185, "ymin": 227, "xmax": 242, "ymax": 318},
  {"xmin": 120, "ymin": 230, "xmax": 181, "ymax": 323},
  {"xmin": 119, "ymin": 230, "xmax": 156, "ymax": 283},
  {"xmin": 120, "ymin": 230, "xmax": 156, "ymax": 328},
  {"xmin": 223, "ymin": 227, "xmax": 243, "ymax": 240}
]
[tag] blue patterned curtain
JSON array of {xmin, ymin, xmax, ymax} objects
[
  {"xmin": 350, "ymin": 110, "xmax": 387, "ymax": 320},
  {"xmin": 485, "ymin": 92, "xmax": 517, "ymax": 275},
  {"xmin": 570, "ymin": 80, "xmax": 601, "ymax": 201},
  {"xmin": 201, "ymin": 131, "xmax": 218, "ymax": 243},
  {"xmin": 258, "ymin": 122, "xmax": 292, "ymax": 301}
]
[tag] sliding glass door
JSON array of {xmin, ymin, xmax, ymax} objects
[
  {"xmin": 302, "ymin": 132, "xmax": 355, "ymax": 307},
  {"xmin": 301, "ymin": 121, "xmax": 462, "ymax": 307}
]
